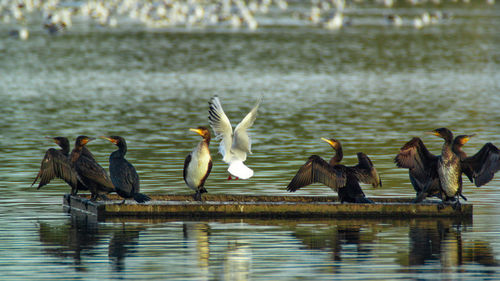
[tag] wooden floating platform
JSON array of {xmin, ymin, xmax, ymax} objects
[{"xmin": 63, "ymin": 194, "xmax": 473, "ymax": 221}]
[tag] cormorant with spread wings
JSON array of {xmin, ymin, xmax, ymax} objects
[
  {"xmin": 287, "ymin": 138, "xmax": 381, "ymax": 203},
  {"xmin": 32, "ymin": 137, "xmax": 88, "ymax": 195}
]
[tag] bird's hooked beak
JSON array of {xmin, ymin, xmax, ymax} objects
[
  {"xmin": 425, "ymin": 130, "xmax": 441, "ymax": 137},
  {"xmin": 100, "ymin": 136, "xmax": 118, "ymax": 144},
  {"xmin": 321, "ymin": 137, "xmax": 336, "ymax": 148},
  {"xmin": 189, "ymin": 128, "xmax": 204, "ymax": 137},
  {"xmin": 460, "ymin": 134, "xmax": 476, "ymax": 144},
  {"xmin": 45, "ymin": 136, "xmax": 57, "ymax": 144},
  {"xmin": 82, "ymin": 137, "xmax": 95, "ymax": 145}
]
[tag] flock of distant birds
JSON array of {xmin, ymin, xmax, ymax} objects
[
  {"xmin": 2, "ymin": 0, "xmax": 496, "ymax": 40},
  {"xmin": 32, "ymin": 96, "xmax": 500, "ymax": 209}
]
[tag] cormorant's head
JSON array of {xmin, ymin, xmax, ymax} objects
[
  {"xmin": 47, "ymin": 136, "xmax": 67, "ymax": 147},
  {"xmin": 100, "ymin": 135, "xmax": 125, "ymax": 146},
  {"xmin": 321, "ymin": 138, "xmax": 341, "ymax": 151},
  {"xmin": 75, "ymin": 135, "xmax": 95, "ymax": 147},
  {"xmin": 189, "ymin": 126, "xmax": 211, "ymax": 140},
  {"xmin": 427, "ymin": 128, "xmax": 453, "ymax": 142},
  {"xmin": 454, "ymin": 134, "xmax": 475, "ymax": 146}
]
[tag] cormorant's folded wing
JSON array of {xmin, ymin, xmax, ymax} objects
[{"xmin": 75, "ymin": 155, "xmax": 115, "ymax": 191}]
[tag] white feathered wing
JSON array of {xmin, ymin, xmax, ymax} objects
[{"xmin": 208, "ymin": 96, "xmax": 261, "ymax": 179}]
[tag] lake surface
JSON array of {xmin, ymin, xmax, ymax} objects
[{"xmin": 0, "ymin": 1, "xmax": 499, "ymax": 280}]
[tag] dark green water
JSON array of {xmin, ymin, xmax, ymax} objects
[{"xmin": 0, "ymin": 1, "xmax": 499, "ymax": 280}]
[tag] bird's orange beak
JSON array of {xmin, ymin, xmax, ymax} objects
[
  {"xmin": 460, "ymin": 134, "xmax": 476, "ymax": 145},
  {"xmin": 189, "ymin": 128, "xmax": 204, "ymax": 136},
  {"xmin": 425, "ymin": 130, "xmax": 440, "ymax": 137},
  {"xmin": 100, "ymin": 136, "xmax": 118, "ymax": 144},
  {"xmin": 82, "ymin": 137, "xmax": 95, "ymax": 145},
  {"xmin": 321, "ymin": 137, "xmax": 335, "ymax": 147}
]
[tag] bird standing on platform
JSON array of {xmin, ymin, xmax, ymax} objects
[
  {"xmin": 287, "ymin": 138, "xmax": 381, "ymax": 203},
  {"xmin": 32, "ymin": 137, "xmax": 87, "ymax": 195},
  {"xmin": 208, "ymin": 96, "xmax": 261, "ymax": 180},
  {"xmin": 394, "ymin": 136, "xmax": 443, "ymax": 202},
  {"xmin": 101, "ymin": 136, "xmax": 150, "ymax": 204},
  {"xmin": 396, "ymin": 128, "xmax": 471, "ymax": 207},
  {"xmin": 431, "ymin": 128, "xmax": 465, "ymax": 208},
  {"xmin": 184, "ymin": 127, "xmax": 213, "ymax": 201},
  {"xmin": 70, "ymin": 135, "xmax": 115, "ymax": 201}
]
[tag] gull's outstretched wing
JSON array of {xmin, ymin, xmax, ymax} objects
[
  {"xmin": 208, "ymin": 96, "xmax": 233, "ymax": 162},
  {"xmin": 232, "ymin": 96, "xmax": 262, "ymax": 161}
]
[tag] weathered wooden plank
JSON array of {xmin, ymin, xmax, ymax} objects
[{"xmin": 62, "ymin": 194, "xmax": 473, "ymax": 221}]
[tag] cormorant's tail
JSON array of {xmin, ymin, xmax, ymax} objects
[{"xmin": 133, "ymin": 193, "xmax": 151, "ymax": 203}]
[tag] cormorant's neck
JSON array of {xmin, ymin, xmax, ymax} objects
[
  {"xmin": 203, "ymin": 137, "xmax": 210, "ymax": 146},
  {"xmin": 60, "ymin": 144, "xmax": 70, "ymax": 156},
  {"xmin": 443, "ymin": 132, "xmax": 454, "ymax": 145},
  {"xmin": 70, "ymin": 145, "xmax": 83, "ymax": 163},
  {"xmin": 452, "ymin": 144, "xmax": 467, "ymax": 160},
  {"xmin": 112, "ymin": 143, "xmax": 127, "ymax": 158},
  {"xmin": 330, "ymin": 146, "xmax": 343, "ymax": 166}
]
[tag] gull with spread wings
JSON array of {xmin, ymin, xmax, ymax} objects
[{"xmin": 208, "ymin": 96, "xmax": 262, "ymax": 180}]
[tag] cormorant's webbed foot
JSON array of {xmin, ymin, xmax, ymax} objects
[
  {"xmin": 452, "ymin": 199, "xmax": 462, "ymax": 211},
  {"xmin": 412, "ymin": 192, "xmax": 428, "ymax": 203},
  {"xmin": 355, "ymin": 196, "xmax": 373, "ymax": 204},
  {"xmin": 193, "ymin": 191, "xmax": 203, "ymax": 201}
]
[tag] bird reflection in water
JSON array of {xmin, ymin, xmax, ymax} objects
[
  {"xmin": 292, "ymin": 221, "xmax": 373, "ymax": 263},
  {"xmin": 37, "ymin": 215, "xmax": 100, "ymax": 272},
  {"xmin": 108, "ymin": 223, "xmax": 145, "ymax": 272},
  {"xmin": 183, "ymin": 223, "xmax": 211, "ymax": 279},
  {"xmin": 223, "ymin": 241, "xmax": 252, "ymax": 281},
  {"xmin": 38, "ymin": 215, "xmax": 145, "ymax": 272},
  {"xmin": 400, "ymin": 218, "xmax": 497, "ymax": 270}
]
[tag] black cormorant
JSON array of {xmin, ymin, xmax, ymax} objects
[
  {"xmin": 32, "ymin": 137, "xmax": 88, "ymax": 195},
  {"xmin": 101, "ymin": 136, "xmax": 150, "ymax": 204},
  {"xmin": 395, "ymin": 137, "xmax": 442, "ymax": 202},
  {"xmin": 183, "ymin": 127, "xmax": 213, "ymax": 201},
  {"xmin": 70, "ymin": 135, "xmax": 115, "ymax": 201},
  {"xmin": 429, "ymin": 128, "xmax": 464, "ymax": 207},
  {"xmin": 287, "ymin": 138, "xmax": 381, "ymax": 203}
]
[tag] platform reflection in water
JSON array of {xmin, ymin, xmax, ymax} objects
[{"xmin": 35, "ymin": 212, "xmax": 497, "ymax": 279}]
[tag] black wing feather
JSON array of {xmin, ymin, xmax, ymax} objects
[
  {"xmin": 350, "ymin": 152, "xmax": 382, "ymax": 188},
  {"xmin": 287, "ymin": 155, "xmax": 346, "ymax": 192},
  {"xmin": 394, "ymin": 137, "xmax": 441, "ymax": 196},
  {"xmin": 32, "ymin": 148, "xmax": 78, "ymax": 190},
  {"xmin": 461, "ymin": 143, "xmax": 500, "ymax": 187},
  {"xmin": 183, "ymin": 153, "xmax": 192, "ymax": 184},
  {"xmin": 75, "ymin": 155, "xmax": 115, "ymax": 192}
]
